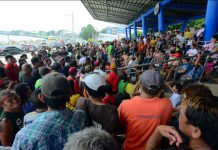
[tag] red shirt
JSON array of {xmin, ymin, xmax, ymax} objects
[
  {"xmin": 67, "ymin": 76, "xmax": 80, "ymax": 95},
  {"xmin": 102, "ymin": 95, "xmax": 115, "ymax": 105},
  {"xmin": 107, "ymin": 72, "xmax": 119, "ymax": 93},
  {"xmin": 5, "ymin": 63, "xmax": 19, "ymax": 81}
]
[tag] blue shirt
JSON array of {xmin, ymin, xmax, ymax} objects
[{"xmin": 11, "ymin": 109, "xmax": 87, "ymax": 150}]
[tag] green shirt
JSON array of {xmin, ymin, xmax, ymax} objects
[
  {"xmin": 107, "ymin": 45, "xmax": 113, "ymax": 55},
  {"xmin": 118, "ymin": 80, "xmax": 128, "ymax": 93},
  {"xmin": 35, "ymin": 78, "xmax": 42, "ymax": 89}
]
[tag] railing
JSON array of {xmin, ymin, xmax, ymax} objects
[{"xmin": 117, "ymin": 51, "xmax": 218, "ymax": 83}]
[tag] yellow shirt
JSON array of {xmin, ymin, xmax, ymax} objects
[
  {"xmin": 125, "ymin": 83, "xmax": 136, "ymax": 97},
  {"xmin": 184, "ymin": 31, "xmax": 191, "ymax": 39},
  {"xmin": 150, "ymin": 39, "xmax": 157, "ymax": 48},
  {"xmin": 66, "ymin": 94, "xmax": 80, "ymax": 110}
]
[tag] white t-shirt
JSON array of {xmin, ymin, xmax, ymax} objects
[
  {"xmin": 170, "ymin": 93, "xmax": 182, "ymax": 108},
  {"xmin": 196, "ymin": 28, "xmax": 205, "ymax": 37},
  {"xmin": 186, "ymin": 48, "xmax": 198, "ymax": 56},
  {"xmin": 78, "ymin": 56, "xmax": 86, "ymax": 65}
]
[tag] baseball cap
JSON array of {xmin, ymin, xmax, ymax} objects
[
  {"xmin": 41, "ymin": 72, "xmax": 71, "ymax": 99},
  {"xmin": 83, "ymin": 73, "xmax": 106, "ymax": 91},
  {"xmin": 68, "ymin": 67, "xmax": 77, "ymax": 74},
  {"xmin": 140, "ymin": 70, "xmax": 163, "ymax": 90}
]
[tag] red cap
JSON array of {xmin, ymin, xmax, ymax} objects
[{"xmin": 68, "ymin": 67, "xmax": 77, "ymax": 74}]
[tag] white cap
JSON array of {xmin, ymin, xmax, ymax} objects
[{"xmin": 83, "ymin": 73, "xmax": 106, "ymax": 91}]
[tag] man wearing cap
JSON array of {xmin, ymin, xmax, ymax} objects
[
  {"xmin": 76, "ymin": 73, "xmax": 118, "ymax": 135},
  {"xmin": 11, "ymin": 72, "xmax": 87, "ymax": 150},
  {"xmin": 118, "ymin": 70, "xmax": 173, "ymax": 150}
]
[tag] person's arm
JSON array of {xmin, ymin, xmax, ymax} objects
[
  {"xmin": 145, "ymin": 125, "xmax": 183, "ymax": 150},
  {"xmin": 0, "ymin": 119, "xmax": 13, "ymax": 146},
  {"xmin": 164, "ymin": 82, "xmax": 174, "ymax": 93}
]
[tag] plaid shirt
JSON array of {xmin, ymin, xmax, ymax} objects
[{"xmin": 11, "ymin": 109, "xmax": 87, "ymax": 150}]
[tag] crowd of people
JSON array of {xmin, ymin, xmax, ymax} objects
[{"xmin": 0, "ymin": 27, "xmax": 217, "ymax": 150}]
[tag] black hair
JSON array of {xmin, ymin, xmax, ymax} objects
[
  {"xmin": 84, "ymin": 83, "xmax": 105, "ymax": 98},
  {"xmin": 115, "ymin": 92, "xmax": 130, "ymax": 108},
  {"xmin": 120, "ymin": 73, "xmax": 127, "ymax": 82},
  {"xmin": 105, "ymin": 84, "xmax": 113, "ymax": 95},
  {"xmin": 173, "ymin": 82, "xmax": 183, "ymax": 93},
  {"xmin": 31, "ymin": 57, "xmax": 40, "ymax": 65},
  {"xmin": 13, "ymin": 84, "xmax": 30, "ymax": 103},
  {"xmin": 5, "ymin": 55, "xmax": 13, "ymax": 61},
  {"xmin": 39, "ymin": 67, "xmax": 50, "ymax": 77},
  {"xmin": 44, "ymin": 96, "xmax": 69, "ymax": 110},
  {"xmin": 51, "ymin": 62, "xmax": 62, "ymax": 72},
  {"xmin": 185, "ymin": 97, "xmax": 218, "ymax": 150},
  {"xmin": 70, "ymin": 60, "xmax": 78, "ymax": 67},
  {"xmin": 30, "ymin": 89, "xmax": 47, "ymax": 109},
  {"xmin": 64, "ymin": 56, "xmax": 71, "ymax": 62}
]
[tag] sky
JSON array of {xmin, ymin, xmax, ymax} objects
[{"xmin": 0, "ymin": 1, "xmax": 119, "ymax": 33}]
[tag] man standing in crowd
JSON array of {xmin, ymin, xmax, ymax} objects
[
  {"xmin": 31, "ymin": 57, "xmax": 41, "ymax": 82},
  {"xmin": 11, "ymin": 72, "xmax": 87, "ymax": 150},
  {"xmin": 4, "ymin": 55, "xmax": 19, "ymax": 82},
  {"xmin": 118, "ymin": 70, "xmax": 172, "ymax": 150}
]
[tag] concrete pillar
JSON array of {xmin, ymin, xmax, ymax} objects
[
  {"xmin": 204, "ymin": 0, "xmax": 218, "ymax": 41},
  {"xmin": 128, "ymin": 25, "xmax": 131, "ymax": 40},
  {"xmin": 158, "ymin": 5, "xmax": 166, "ymax": 32},
  {"xmin": 142, "ymin": 16, "xmax": 147, "ymax": 36},
  {"xmin": 134, "ymin": 21, "xmax": 137, "ymax": 40},
  {"xmin": 125, "ymin": 27, "xmax": 128, "ymax": 40}
]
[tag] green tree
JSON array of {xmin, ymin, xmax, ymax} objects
[{"xmin": 79, "ymin": 24, "xmax": 97, "ymax": 40}]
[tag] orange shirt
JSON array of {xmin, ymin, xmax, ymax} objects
[
  {"xmin": 118, "ymin": 96, "xmax": 172, "ymax": 150},
  {"xmin": 137, "ymin": 43, "xmax": 145, "ymax": 52}
]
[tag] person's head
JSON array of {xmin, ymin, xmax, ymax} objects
[
  {"xmin": 30, "ymin": 88, "xmax": 47, "ymax": 110},
  {"xmin": 40, "ymin": 72, "xmax": 71, "ymax": 110},
  {"xmin": 39, "ymin": 67, "xmax": 50, "ymax": 78},
  {"xmin": 20, "ymin": 54, "xmax": 28, "ymax": 60},
  {"xmin": 5, "ymin": 55, "xmax": 14, "ymax": 64},
  {"xmin": 84, "ymin": 65, "xmax": 91, "ymax": 74},
  {"xmin": 55, "ymin": 55, "xmax": 65, "ymax": 65},
  {"xmin": 211, "ymin": 35, "xmax": 218, "ymax": 43},
  {"xmin": 115, "ymin": 92, "xmax": 130, "ymax": 108},
  {"xmin": 51, "ymin": 62, "xmax": 62, "ymax": 73},
  {"xmin": 13, "ymin": 83, "xmax": 31, "ymax": 103},
  {"xmin": 105, "ymin": 83, "xmax": 113, "ymax": 95},
  {"xmin": 22, "ymin": 63, "xmax": 32, "ymax": 75},
  {"xmin": 120, "ymin": 72, "xmax": 127, "ymax": 82},
  {"xmin": 139, "ymin": 70, "xmax": 163, "ymax": 97},
  {"xmin": 179, "ymin": 96, "xmax": 218, "ymax": 149},
  {"xmin": 182, "ymin": 84, "xmax": 213, "ymax": 99},
  {"xmin": 182, "ymin": 57, "xmax": 190, "ymax": 64},
  {"xmin": 0, "ymin": 89, "xmax": 21, "ymax": 111},
  {"xmin": 70, "ymin": 60, "xmax": 78, "ymax": 68},
  {"xmin": 68, "ymin": 67, "xmax": 77, "ymax": 77},
  {"xmin": 110, "ymin": 63, "xmax": 117, "ymax": 72},
  {"xmin": 31, "ymin": 57, "xmax": 40, "ymax": 67},
  {"xmin": 172, "ymin": 82, "xmax": 182, "ymax": 94},
  {"xmin": 45, "ymin": 58, "xmax": 52, "ymax": 66},
  {"xmin": 63, "ymin": 127, "xmax": 117, "ymax": 150},
  {"xmin": 83, "ymin": 73, "xmax": 106, "ymax": 98},
  {"xmin": 191, "ymin": 43, "xmax": 197, "ymax": 49}
]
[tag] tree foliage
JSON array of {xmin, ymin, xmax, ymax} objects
[
  {"xmin": 167, "ymin": 18, "xmax": 205, "ymax": 31},
  {"xmin": 79, "ymin": 24, "xmax": 97, "ymax": 40}
]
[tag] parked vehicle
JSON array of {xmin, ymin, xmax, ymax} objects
[{"xmin": 0, "ymin": 46, "xmax": 23, "ymax": 56}]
